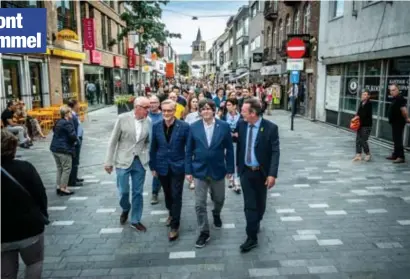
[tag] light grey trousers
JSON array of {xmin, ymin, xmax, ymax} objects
[
  {"xmin": 195, "ymin": 178, "xmax": 225, "ymax": 233},
  {"xmin": 6, "ymin": 126, "xmax": 27, "ymax": 144},
  {"xmin": 1, "ymin": 233, "xmax": 44, "ymax": 279},
  {"xmin": 52, "ymin": 152, "xmax": 72, "ymax": 186}
]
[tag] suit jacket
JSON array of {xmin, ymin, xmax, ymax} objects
[
  {"xmin": 149, "ymin": 119, "xmax": 190, "ymax": 176},
  {"xmin": 236, "ymin": 118, "xmax": 280, "ymax": 178},
  {"xmin": 105, "ymin": 112, "xmax": 151, "ymax": 170},
  {"xmin": 185, "ymin": 118, "xmax": 234, "ymax": 181},
  {"xmin": 71, "ymin": 113, "xmax": 79, "ymax": 137}
]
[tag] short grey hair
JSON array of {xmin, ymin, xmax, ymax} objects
[
  {"xmin": 150, "ymin": 95, "xmax": 160, "ymax": 102},
  {"xmin": 161, "ymin": 99, "xmax": 176, "ymax": 110},
  {"xmin": 60, "ymin": 105, "xmax": 72, "ymax": 118},
  {"xmin": 134, "ymin": 96, "xmax": 149, "ymax": 107}
]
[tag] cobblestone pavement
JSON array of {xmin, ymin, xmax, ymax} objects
[{"xmin": 17, "ymin": 107, "xmax": 410, "ymax": 279}]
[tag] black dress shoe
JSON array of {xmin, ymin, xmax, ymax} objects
[
  {"xmin": 120, "ymin": 211, "xmax": 129, "ymax": 225},
  {"xmin": 76, "ymin": 178, "xmax": 84, "ymax": 182},
  {"xmin": 130, "ymin": 222, "xmax": 147, "ymax": 232},
  {"xmin": 240, "ymin": 238, "xmax": 258, "ymax": 253},
  {"xmin": 56, "ymin": 189, "xmax": 75, "ymax": 196}
]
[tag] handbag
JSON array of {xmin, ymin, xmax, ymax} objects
[
  {"xmin": 350, "ymin": 117, "xmax": 360, "ymax": 131},
  {"xmin": 1, "ymin": 167, "xmax": 50, "ymax": 225}
]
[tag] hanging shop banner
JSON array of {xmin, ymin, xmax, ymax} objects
[
  {"xmin": 165, "ymin": 62, "xmax": 175, "ymax": 78},
  {"xmin": 113, "ymin": 56, "xmax": 122, "ymax": 67},
  {"xmin": 253, "ymin": 53, "xmax": 263, "ymax": 63},
  {"xmin": 82, "ymin": 18, "xmax": 95, "ymax": 50},
  {"xmin": 127, "ymin": 48, "xmax": 136, "ymax": 68}
]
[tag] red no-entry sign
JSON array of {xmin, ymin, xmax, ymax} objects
[{"xmin": 287, "ymin": 38, "xmax": 306, "ymax": 59}]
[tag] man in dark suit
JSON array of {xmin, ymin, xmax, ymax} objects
[
  {"xmin": 150, "ymin": 99, "xmax": 190, "ymax": 241},
  {"xmin": 68, "ymin": 99, "xmax": 84, "ymax": 187},
  {"xmin": 185, "ymin": 99, "xmax": 234, "ymax": 248},
  {"xmin": 236, "ymin": 98, "xmax": 280, "ymax": 253}
]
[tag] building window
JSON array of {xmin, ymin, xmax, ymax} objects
[
  {"xmin": 273, "ymin": 26, "xmax": 277, "ymax": 48},
  {"xmin": 56, "ymin": 0, "xmax": 77, "ymax": 32},
  {"xmin": 384, "ymin": 57, "xmax": 410, "ymax": 118},
  {"xmin": 303, "ymin": 3, "xmax": 311, "ymax": 33},
  {"xmin": 333, "ymin": 0, "xmax": 344, "ymax": 18},
  {"xmin": 343, "ymin": 62, "xmax": 359, "ymax": 112},
  {"xmin": 101, "ymin": 15, "xmax": 107, "ymax": 50},
  {"xmin": 118, "ymin": 1, "xmax": 121, "ymax": 13},
  {"xmin": 363, "ymin": 60, "xmax": 382, "ymax": 116},
  {"xmin": 266, "ymin": 26, "xmax": 271, "ymax": 47},
  {"xmin": 61, "ymin": 66, "xmax": 79, "ymax": 102},
  {"xmin": 273, "ymin": 0, "xmax": 278, "ymax": 10},
  {"xmin": 255, "ymin": 35, "xmax": 261, "ymax": 49},
  {"xmin": 286, "ymin": 14, "xmax": 291, "ymax": 35},
  {"xmin": 278, "ymin": 19, "xmax": 283, "ymax": 47},
  {"xmin": 89, "ymin": 6, "xmax": 94, "ymax": 18},
  {"xmin": 29, "ymin": 62, "xmax": 43, "ymax": 109},
  {"xmin": 117, "ymin": 24, "xmax": 121, "ymax": 54},
  {"xmin": 194, "ymin": 45, "xmax": 199, "ymax": 51},
  {"xmin": 3, "ymin": 60, "xmax": 21, "ymax": 102},
  {"xmin": 108, "ymin": 19, "xmax": 112, "ymax": 51},
  {"xmin": 293, "ymin": 10, "xmax": 300, "ymax": 34},
  {"xmin": 110, "ymin": 0, "xmax": 115, "ymax": 9},
  {"xmin": 80, "ymin": 1, "xmax": 86, "ymax": 20},
  {"xmin": 1, "ymin": 0, "xmax": 41, "ymax": 8},
  {"xmin": 200, "ymin": 45, "xmax": 205, "ymax": 51}
]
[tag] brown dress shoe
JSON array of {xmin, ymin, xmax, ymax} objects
[
  {"xmin": 120, "ymin": 211, "xmax": 129, "ymax": 225},
  {"xmin": 131, "ymin": 222, "xmax": 147, "ymax": 232},
  {"xmin": 169, "ymin": 229, "xmax": 179, "ymax": 241},
  {"xmin": 166, "ymin": 216, "xmax": 172, "ymax": 227},
  {"xmin": 386, "ymin": 156, "xmax": 396, "ymax": 160}
]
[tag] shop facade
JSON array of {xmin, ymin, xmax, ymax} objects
[
  {"xmin": 0, "ymin": 54, "xmax": 50, "ymax": 111},
  {"xmin": 318, "ymin": 57, "xmax": 410, "ymax": 147}
]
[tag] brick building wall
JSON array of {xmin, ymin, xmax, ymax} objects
[{"xmin": 263, "ymin": 0, "xmax": 320, "ymax": 119}]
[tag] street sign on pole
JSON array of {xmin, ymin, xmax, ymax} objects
[
  {"xmin": 286, "ymin": 59, "xmax": 304, "ymax": 71},
  {"xmin": 287, "ymin": 38, "xmax": 306, "ymax": 58},
  {"xmin": 290, "ymin": 70, "xmax": 300, "ymax": 84}
]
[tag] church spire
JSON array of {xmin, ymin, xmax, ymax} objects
[{"xmin": 196, "ymin": 28, "xmax": 202, "ymax": 42}]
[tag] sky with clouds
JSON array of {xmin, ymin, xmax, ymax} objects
[{"xmin": 161, "ymin": 1, "xmax": 247, "ymax": 55}]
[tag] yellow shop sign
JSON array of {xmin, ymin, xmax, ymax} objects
[
  {"xmin": 52, "ymin": 48, "xmax": 85, "ymax": 60},
  {"xmin": 57, "ymin": 29, "xmax": 79, "ymax": 41}
]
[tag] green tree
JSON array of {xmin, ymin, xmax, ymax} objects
[
  {"xmin": 178, "ymin": 60, "xmax": 189, "ymax": 76},
  {"xmin": 116, "ymin": 1, "xmax": 181, "ymax": 54}
]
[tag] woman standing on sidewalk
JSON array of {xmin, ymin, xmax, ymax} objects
[
  {"xmin": 1, "ymin": 130, "xmax": 48, "ymax": 279},
  {"xmin": 222, "ymin": 98, "xmax": 241, "ymax": 193},
  {"xmin": 50, "ymin": 105, "xmax": 78, "ymax": 196},
  {"xmin": 352, "ymin": 90, "xmax": 372, "ymax": 162}
]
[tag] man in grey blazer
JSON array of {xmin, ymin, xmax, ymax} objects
[{"xmin": 104, "ymin": 97, "xmax": 151, "ymax": 232}]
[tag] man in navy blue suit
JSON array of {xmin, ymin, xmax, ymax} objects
[
  {"xmin": 67, "ymin": 99, "xmax": 84, "ymax": 187},
  {"xmin": 236, "ymin": 98, "xmax": 280, "ymax": 253},
  {"xmin": 149, "ymin": 99, "xmax": 190, "ymax": 241},
  {"xmin": 185, "ymin": 99, "xmax": 234, "ymax": 248}
]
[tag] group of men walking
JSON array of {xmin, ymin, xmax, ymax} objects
[{"xmin": 104, "ymin": 96, "xmax": 280, "ymax": 253}]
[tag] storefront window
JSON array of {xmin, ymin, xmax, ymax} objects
[
  {"xmin": 29, "ymin": 62, "xmax": 43, "ymax": 109},
  {"xmin": 3, "ymin": 60, "xmax": 21, "ymax": 101},
  {"xmin": 113, "ymin": 69, "xmax": 127, "ymax": 95},
  {"xmin": 363, "ymin": 60, "xmax": 382, "ymax": 115},
  {"xmin": 61, "ymin": 66, "xmax": 79, "ymax": 103},
  {"xmin": 1, "ymin": 0, "xmax": 41, "ymax": 8},
  {"xmin": 384, "ymin": 57, "xmax": 410, "ymax": 118},
  {"xmin": 84, "ymin": 65, "xmax": 106, "ymax": 105},
  {"xmin": 343, "ymin": 62, "xmax": 359, "ymax": 112}
]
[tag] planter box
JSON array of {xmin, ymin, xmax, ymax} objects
[{"xmin": 117, "ymin": 103, "xmax": 133, "ymax": 114}]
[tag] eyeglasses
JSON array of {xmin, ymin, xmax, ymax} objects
[{"xmin": 162, "ymin": 109, "xmax": 175, "ymax": 113}]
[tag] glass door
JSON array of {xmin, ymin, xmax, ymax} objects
[
  {"xmin": 29, "ymin": 62, "xmax": 43, "ymax": 108},
  {"xmin": 61, "ymin": 66, "xmax": 79, "ymax": 103},
  {"xmin": 3, "ymin": 59, "xmax": 21, "ymax": 102}
]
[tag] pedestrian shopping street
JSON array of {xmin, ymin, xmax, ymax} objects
[{"xmin": 18, "ymin": 107, "xmax": 410, "ymax": 279}]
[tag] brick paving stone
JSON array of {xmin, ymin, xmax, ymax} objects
[{"xmin": 17, "ymin": 108, "xmax": 410, "ymax": 279}]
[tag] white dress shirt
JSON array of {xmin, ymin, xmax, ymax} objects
[
  {"xmin": 135, "ymin": 118, "xmax": 143, "ymax": 142},
  {"xmin": 203, "ymin": 119, "xmax": 215, "ymax": 147}
]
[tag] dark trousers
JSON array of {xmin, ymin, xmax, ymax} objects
[
  {"xmin": 158, "ymin": 169, "xmax": 185, "ymax": 230},
  {"xmin": 68, "ymin": 138, "xmax": 82, "ymax": 185},
  {"xmin": 392, "ymin": 123, "xmax": 405, "ymax": 159},
  {"xmin": 355, "ymin": 126, "xmax": 371, "ymax": 154},
  {"xmin": 240, "ymin": 168, "xmax": 267, "ymax": 240}
]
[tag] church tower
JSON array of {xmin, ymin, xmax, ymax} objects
[{"xmin": 191, "ymin": 28, "xmax": 206, "ymax": 61}]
